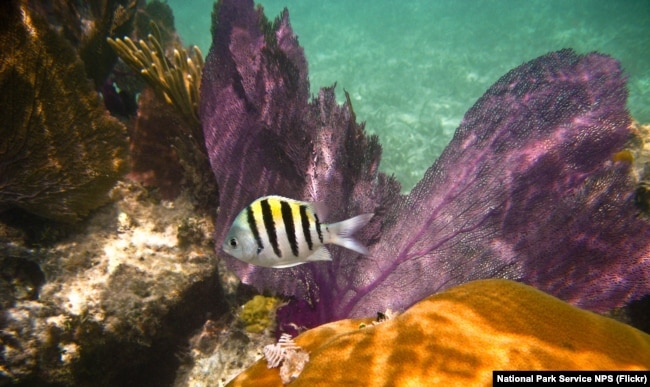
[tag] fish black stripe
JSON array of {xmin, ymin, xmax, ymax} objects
[
  {"xmin": 260, "ymin": 199, "xmax": 281, "ymax": 257},
  {"xmin": 299, "ymin": 205, "xmax": 313, "ymax": 251},
  {"xmin": 247, "ymin": 206, "xmax": 264, "ymax": 252},
  {"xmin": 314, "ymin": 214, "xmax": 324, "ymax": 244},
  {"xmin": 281, "ymin": 201, "xmax": 299, "ymax": 257}
]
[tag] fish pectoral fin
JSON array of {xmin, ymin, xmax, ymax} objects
[{"xmin": 304, "ymin": 246, "xmax": 332, "ymax": 262}]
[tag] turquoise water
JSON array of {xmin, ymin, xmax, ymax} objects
[{"xmin": 168, "ymin": 0, "xmax": 650, "ymax": 192}]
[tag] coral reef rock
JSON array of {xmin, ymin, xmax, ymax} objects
[
  {"xmin": 175, "ymin": 317, "xmax": 276, "ymax": 387},
  {"xmin": 0, "ymin": 182, "xmax": 225, "ymax": 386},
  {"xmin": 229, "ymin": 279, "xmax": 650, "ymax": 386}
]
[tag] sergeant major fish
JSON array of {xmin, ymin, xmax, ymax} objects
[{"xmin": 222, "ymin": 195, "xmax": 374, "ymax": 268}]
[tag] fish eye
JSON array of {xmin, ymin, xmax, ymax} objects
[{"xmin": 228, "ymin": 238, "xmax": 238, "ymax": 248}]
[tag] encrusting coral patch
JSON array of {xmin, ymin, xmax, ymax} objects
[{"xmin": 239, "ymin": 295, "xmax": 283, "ymax": 334}]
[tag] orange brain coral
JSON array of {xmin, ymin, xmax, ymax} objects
[{"xmin": 229, "ymin": 279, "xmax": 650, "ymax": 386}]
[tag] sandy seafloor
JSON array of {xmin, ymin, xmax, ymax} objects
[{"xmin": 168, "ymin": 0, "xmax": 650, "ymax": 192}]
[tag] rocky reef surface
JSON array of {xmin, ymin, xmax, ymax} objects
[{"xmin": 1, "ymin": 181, "xmax": 226, "ymax": 385}]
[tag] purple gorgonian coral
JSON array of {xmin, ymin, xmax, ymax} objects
[{"xmin": 201, "ymin": 0, "xmax": 650, "ymax": 332}]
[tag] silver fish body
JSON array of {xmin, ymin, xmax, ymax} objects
[{"xmin": 222, "ymin": 195, "xmax": 373, "ymax": 268}]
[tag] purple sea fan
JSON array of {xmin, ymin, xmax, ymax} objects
[
  {"xmin": 280, "ymin": 49, "xmax": 650, "ymax": 329},
  {"xmin": 201, "ymin": 0, "xmax": 650, "ymax": 331},
  {"xmin": 200, "ymin": 0, "xmax": 311, "ymax": 210},
  {"xmin": 200, "ymin": 0, "xmax": 399, "ymax": 302},
  {"xmin": 346, "ymin": 49, "xmax": 650, "ymax": 319}
]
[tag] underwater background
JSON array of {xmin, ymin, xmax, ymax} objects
[
  {"xmin": 2, "ymin": 0, "xmax": 650, "ymax": 385},
  {"xmin": 168, "ymin": 0, "xmax": 650, "ymax": 191}
]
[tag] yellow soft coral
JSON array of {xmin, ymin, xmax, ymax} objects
[
  {"xmin": 229, "ymin": 279, "xmax": 650, "ymax": 386},
  {"xmin": 107, "ymin": 22, "xmax": 203, "ymax": 125}
]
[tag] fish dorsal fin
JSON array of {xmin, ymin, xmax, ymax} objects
[
  {"xmin": 308, "ymin": 201, "xmax": 329, "ymax": 221},
  {"xmin": 263, "ymin": 195, "xmax": 328, "ymax": 220}
]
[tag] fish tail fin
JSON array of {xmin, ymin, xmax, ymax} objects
[{"xmin": 327, "ymin": 213, "xmax": 374, "ymax": 255}]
